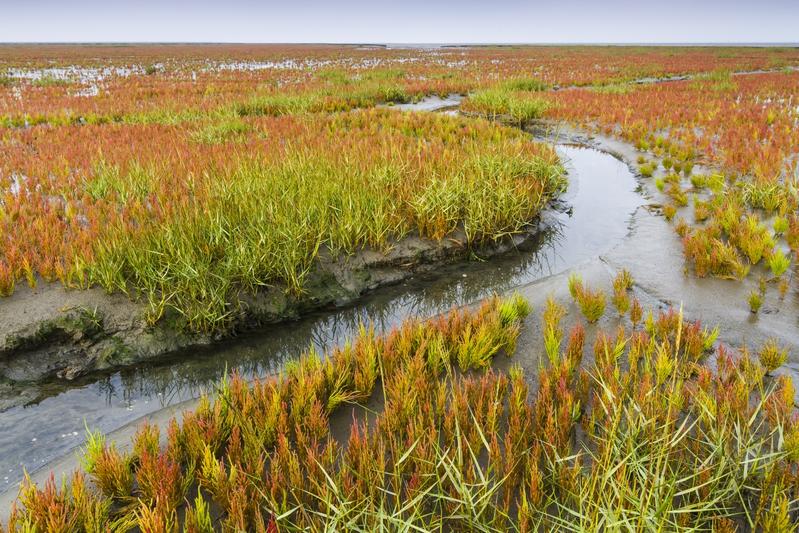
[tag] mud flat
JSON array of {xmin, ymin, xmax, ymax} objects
[
  {"xmin": 528, "ymin": 121, "xmax": 799, "ymax": 352},
  {"xmin": 0, "ymin": 140, "xmax": 644, "ymax": 502},
  {"xmin": 0, "ymin": 225, "xmax": 552, "ymax": 386},
  {"xmin": 0, "ymin": 94, "xmax": 534, "ymax": 389},
  {"xmin": 6, "ymin": 120, "xmax": 797, "ymax": 514}
]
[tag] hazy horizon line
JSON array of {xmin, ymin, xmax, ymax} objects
[{"xmin": 1, "ymin": 41, "xmax": 798, "ymax": 47}]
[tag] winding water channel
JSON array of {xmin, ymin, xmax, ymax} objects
[{"xmin": 0, "ymin": 140, "xmax": 644, "ymax": 494}]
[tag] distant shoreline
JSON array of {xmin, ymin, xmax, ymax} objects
[{"xmin": 0, "ymin": 42, "xmax": 797, "ymax": 47}]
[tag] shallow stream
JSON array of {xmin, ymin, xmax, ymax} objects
[{"xmin": 0, "ymin": 142, "xmax": 643, "ymax": 492}]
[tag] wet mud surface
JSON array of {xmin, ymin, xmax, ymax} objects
[
  {"xmin": 2, "ymin": 99, "xmax": 797, "ymax": 512},
  {"xmin": 0, "ymin": 135, "xmax": 644, "ymax": 501}
]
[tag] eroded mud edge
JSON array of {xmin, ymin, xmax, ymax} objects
[{"xmin": 0, "ymin": 221, "xmax": 561, "ymax": 386}]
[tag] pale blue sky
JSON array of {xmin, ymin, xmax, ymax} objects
[{"xmin": 1, "ymin": 0, "xmax": 796, "ymax": 43}]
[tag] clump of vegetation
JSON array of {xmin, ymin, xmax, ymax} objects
[
  {"xmin": 758, "ymin": 338, "xmax": 788, "ymax": 374},
  {"xmin": 502, "ymin": 77, "xmax": 548, "ymax": 92},
  {"xmin": 682, "ymin": 225, "xmax": 750, "ymax": 280},
  {"xmin": 779, "ymin": 278, "xmax": 790, "ymax": 300},
  {"xmin": 774, "ymin": 215, "xmax": 789, "ymax": 236},
  {"xmin": 462, "ymin": 88, "xmax": 551, "ymax": 124},
  {"xmin": 7, "ymin": 287, "xmax": 795, "ymax": 531},
  {"xmin": 690, "ymin": 173, "xmax": 707, "ymax": 189},
  {"xmin": 767, "ymin": 248, "xmax": 791, "ymax": 278},
  {"xmin": 748, "ymin": 290, "xmax": 763, "ymax": 313},
  {"xmin": 0, "ymin": 109, "xmax": 564, "ymax": 333},
  {"xmin": 733, "ymin": 215, "xmax": 775, "ymax": 265},
  {"xmin": 32, "ymin": 75, "xmax": 69, "ymax": 87},
  {"xmin": 690, "ymin": 69, "xmax": 737, "ymax": 92},
  {"xmin": 568, "ymin": 273, "xmax": 606, "ymax": 323},
  {"xmin": 189, "ymin": 116, "xmax": 250, "ymax": 144},
  {"xmin": 693, "ymin": 195, "xmax": 711, "ymax": 222},
  {"xmin": 666, "ymin": 182, "xmax": 688, "ymax": 207},
  {"xmin": 675, "ymin": 217, "xmax": 690, "ymax": 237},
  {"xmin": 639, "ymin": 162, "xmax": 656, "ymax": 177},
  {"xmin": 629, "ymin": 297, "xmax": 643, "ymax": 327},
  {"xmin": 542, "ymin": 295, "xmax": 566, "ymax": 365},
  {"xmin": 235, "ymin": 92, "xmax": 323, "ymax": 116},
  {"xmin": 611, "ymin": 269, "xmax": 634, "ymax": 315}
]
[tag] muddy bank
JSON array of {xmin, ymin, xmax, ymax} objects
[
  {"xmin": 0, "ymin": 141, "xmax": 643, "ymax": 495},
  {"xmin": 390, "ymin": 94, "xmax": 462, "ymax": 112},
  {"xmin": 11, "ymin": 117, "xmax": 796, "ymax": 512},
  {"xmin": 0, "ymin": 260, "xmax": 630, "ymax": 516},
  {"xmin": 0, "ymin": 92, "xmax": 533, "ymax": 389},
  {"xmin": 3, "ymin": 119, "xmax": 798, "ymax": 518},
  {"xmin": 0, "ymin": 224, "xmax": 553, "ymax": 388},
  {"xmin": 5, "ymin": 233, "xmax": 794, "ymax": 517},
  {"xmin": 527, "ymin": 120, "xmax": 799, "ymax": 352}
]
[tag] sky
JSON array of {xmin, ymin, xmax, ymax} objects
[{"xmin": 1, "ymin": 0, "xmax": 797, "ymax": 44}]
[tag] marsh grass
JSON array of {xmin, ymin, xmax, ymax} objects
[
  {"xmin": 758, "ymin": 338, "xmax": 788, "ymax": 374},
  {"xmin": 774, "ymin": 216, "xmax": 789, "ymax": 236},
  {"xmin": 568, "ymin": 274, "xmax": 606, "ymax": 323},
  {"xmin": 235, "ymin": 92, "xmax": 323, "ymax": 116},
  {"xmin": 611, "ymin": 269, "xmax": 633, "ymax": 315},
  {"xmin": 682, "ymin": 225, "xmax": 751, "ymax": 280},
  {"xmin": 501, "ymin": 77, "xmax": 548, "ymax": 92},
  {"xmin": 462, "ymin": 88, "xmax": 551, "ymax": 125},
  {"xmin": 1, "ymin": 110, "xmax": 563, "ymax": 332},
  {"xmin": 7, "ymin": 290, "xmax": 797, "ymax": 531},
  {"xmin": 32, "ymin": 75, "xmax": 69, "ymax": 88},
  {"xmin": 189, "ymin": 116, "xmax": 251, "ymax": 144},
  {"xmin": 694, "ymin": 195, "xmax": 711, "ymax": 222},
  {"xmin": 629, "ymin": 297, "xmax": 643, "ymax": 327},
  {"xmin": 748, "ymin": 290, "xmax": 763, "ymax": 313},
  {"xmin": 767, "ymin": 248, "xmax": 791, "ymax": 278},
  {"xmin": 543, "ymin": 295, "xmax": 566, "ymax": 365},
  {"xmin": 235, "ymin": 83, "xmax": 412, "ymax": 117},
  {"xmin": 639, "ymin": 162, "xmax": 656, "ymax": 177},
  {"xmin": 690, "ymin": 69, "xmax": 738, "ymax": 92}
]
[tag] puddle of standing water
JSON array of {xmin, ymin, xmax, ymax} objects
[
  {"xmin": 0, "ymin": 144, "xmax": 643, "ymax": 492},
  {"xmin": 390, "ymin": 94, "xmax": 463, "ymax": 112}
]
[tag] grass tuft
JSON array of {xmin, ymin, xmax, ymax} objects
[{"xmin": 6, "ymin": 289, "xmax": 796, "ymax": 531}]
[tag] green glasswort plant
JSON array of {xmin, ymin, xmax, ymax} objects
[
  {"xmin": 5, "ymin": 289, "xmax": 796, "ymax": 531},
  {"xmin": 767, "ymin": 248, "xmax": 791, "ymax": 278},
  {"xmin": 758, "ymin": 338, "xmax": 788, "ymax": 374},
  {"xmin": 748, "ymin": 290, "xmax": 763, "ymax": 314},
  {"xmin": 568, "ymin": 275, "xmax": 606, "ymax": 323}
]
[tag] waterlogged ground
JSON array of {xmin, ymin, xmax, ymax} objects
[
  {"xmin": 1, "ymin": 123, "xmax": 798, "ymax": 519},
  {"xmin": 2, "ymin": 47, "xmax": 799, "ymax": 524},
  {"xmin": 0, "ymin": 142, "xmax": 643, "ymax": 495}
]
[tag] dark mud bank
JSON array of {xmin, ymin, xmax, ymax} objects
[
  {"xmin": 0, "ymin": 138, "xmax": 643, "ymax": 493},
  {"xmin": 0, "ymin": 224, "xmax": 553, "ymax": 385}
]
